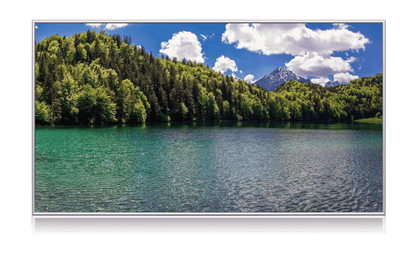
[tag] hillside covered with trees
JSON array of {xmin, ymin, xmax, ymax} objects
[{"xmin": 34, "ymin": 30, "xmax": 383, "ymax": 125}]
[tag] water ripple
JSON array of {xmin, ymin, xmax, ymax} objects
[{"xmin": 35, "ymin": 123, "xmax": 383, "ymax": 212}]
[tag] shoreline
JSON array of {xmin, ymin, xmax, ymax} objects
[
  {"xmin": 34, "ymin": 119, "xmax": 383, "ymax": 129},
  {"xmin": 353, "ymin": 117, "xmax": 383, "ymax": 124}
]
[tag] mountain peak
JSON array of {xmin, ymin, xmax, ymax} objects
[
  {"xmin": 324, "ymin": 80, "xmax": 341, "ymax": 88},
  {"xmin": 255, "ymin": 67, "xmax": 311, "ymax": 91}
]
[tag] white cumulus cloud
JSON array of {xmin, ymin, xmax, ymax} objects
[
  {"xmin": 244, "ymin": 74, "xmax": 255, "ymax": 84},
  {"xmin": 222, "ymin": 23, "xmax": 369, "ymax": 81},
  {"xmin": 86, "ymin": 23, "xmax": 127, "ymax": 30},
  {"xmin": 286, "ymin": 53, "xmax": 356, "ymax": 78},
  {"xmin": 222, "ymin": 23, "xmax": 369, "ymax": 56},
  {"xmin": 311, "ymin": 77, "xmax": 330, "ymax": 86},
  {"xmin": 333, "ymin": 23, "xmax": 350, "ymax": 30},
  {"xmin": 160, "ymin": 31, "xmax": 205, "ymax": 63},
  {"xmin": 86, "ymin": 23, "xmax": 104, "ymax": 28},
  {"xmin": 212, "ymin": 55, "xmax": 238, "ymax": 74},
  {"xmin": 105, "ymin": 23, "xmax": 128, "ymax": 30},
  {"xmin": 334, "ymin": 72, "xmax": 359, "ymax": 83}
]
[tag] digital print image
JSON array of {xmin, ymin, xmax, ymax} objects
[{"xmin": 34, "ymin": 22, "xmax": 383, "ymax": 213}]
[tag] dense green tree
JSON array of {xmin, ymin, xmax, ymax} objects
[
  {"xmin": 94, "ymin": 87, "xmax": 117, "ymax": 124},
  {"xmin": 59, "ymin": 73, "xmax": 79, "ymax": 124},
  {"xmin": 35, "ymin": 31, "xmax": 383, "ymax": 125},
  {"xmin": 35, "ymin": 101, "xmax": 50, "ymax": 124},
  {"xmin": 76, "ymin": 85, "xmax": 97, "ymax": 124},
  {"xmin": 118, "ymin": 79, "xmax": 148, "ymax": 123}
]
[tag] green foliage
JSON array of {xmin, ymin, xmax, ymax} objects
[
  {"xmin": 76, "ymin": 85, "xmax": 98, "ymax": 124},
  {"xmin": 178, "ymin": 102, "xmax": 189, "ymax": 121},
  {"xmin": 330, "ymin": 73, "xmax": 383, "ymax": 120},
  {"xmin": 35, "ymin": 101, "xmax": 50, "ymax": 124},
  {"xmin": 59, "ymin": 73, "xmax": 79, "ymax": 124},
  {"xmin": 119, "ymin": 79, "xmax": 147, "ymax": 123},
  {"xmin": 76, "ymin": 85, "xmax": 116, "ymax": 124},
  {"xmin": 207, "ymin": 92, "xmax": 220, "ymax": 120},
  {"xmin": 35, "ymin": 31, "xmax": 383, "ymax": 125},
  {"xmin": 222, "ymin": 100, "xmax": 235, "ymax": 120},
  {"xmin": 95, "ymin": 87, "xmax": 117, "ymax": 123},
  {"xmin": 353, "ymin": 117, "xmax": 382, "ymax": 124}
]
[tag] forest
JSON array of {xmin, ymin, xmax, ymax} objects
[{"xmin": 34, "ymin": 30, "xmax": 383, "ymax": 125}]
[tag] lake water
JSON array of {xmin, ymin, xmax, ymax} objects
[{"xmin": 35, "ymin": 122, "xmax": 383, "ymax": 213}]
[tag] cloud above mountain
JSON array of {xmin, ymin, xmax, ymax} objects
[
  {"xmin": 334, "ymin": 72, "xmax": 359, "ymax": 83},
  {"xmin": 311, "ymin": 77, "xmax": 330, "ymax": 85},
  {"xmin": 286, "ymin": 53, "xmax": 356, "ymax": 78},
  {"xmin": 213, "ymin": 55, "xmax": 238, "ymax": 74},
  {"xmin": 160, "ymin": 31, "xmax": 205, "ymax": 63},
  {"xmin": 222, "ymin": 23, "xmax": 369, "ymax": 56},
  {"xmin": 222, "ymin": 23, "xmax": 369, "ymax": 84},
  {"xmin": 244, "ymin": 74, "xmax": 255, "ymax": 84}
]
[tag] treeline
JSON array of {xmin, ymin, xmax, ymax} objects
[
  {"xmin": 273, "ymin": 73, "xmax": 383, "ymax": 121},
  {"xmin": 35, "ymin": 30, "xmax": 383, "ymax": 125}
]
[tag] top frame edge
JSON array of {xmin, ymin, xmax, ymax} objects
[
  {"xmin": 31, "ymin": 17, "xmax": 386, "ymax": 19},
  {"xmin": 31, "ymin": 17, "xmax": 387, "ymax": 23}
]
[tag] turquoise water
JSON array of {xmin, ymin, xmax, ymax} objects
[{"xmin": 35, "ymin": 122, "xmax": 383, "ymax": 213}]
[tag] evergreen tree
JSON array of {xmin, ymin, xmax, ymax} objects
[{"xmin": 34, "ymin": 31, "xmax": 382, "ymax": 125}]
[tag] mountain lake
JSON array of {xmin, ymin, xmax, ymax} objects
[{"xmin": 34, "ymin": 121, "xmax": 383, "ymax": 213}]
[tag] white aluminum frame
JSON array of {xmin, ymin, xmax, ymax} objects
[{"xmin": 29, "ymin": 17, "xmax": 389, "ymax": 236}]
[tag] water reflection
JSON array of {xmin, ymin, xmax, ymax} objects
[
  {"xmin": 35, "ymin": 120, "xmax": 382, "ymax": 131},
  {"xmin": 35, "ymin": 121, "xmax": 383, "ymax": 212}
]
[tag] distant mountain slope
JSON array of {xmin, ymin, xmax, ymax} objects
[
  {"xmin": 324, "ymin": 80, "xmax": 341, "ymax": 88},
  {"xmin": 255, "ymin": 67, "xmax": 311, "ymax": 91}
]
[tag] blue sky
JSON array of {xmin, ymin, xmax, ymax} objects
[{"xmin": 35, "ymin": 22, "xmax": 383, "ymax": 85}]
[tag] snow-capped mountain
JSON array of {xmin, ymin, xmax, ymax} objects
[
  {"xmin": 255, "ymin": 67, "xmax": 311, "ymax": 91},
  {"xmin": 324, "ymin": 80, "xmax": 341, "ymax": 88}
]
